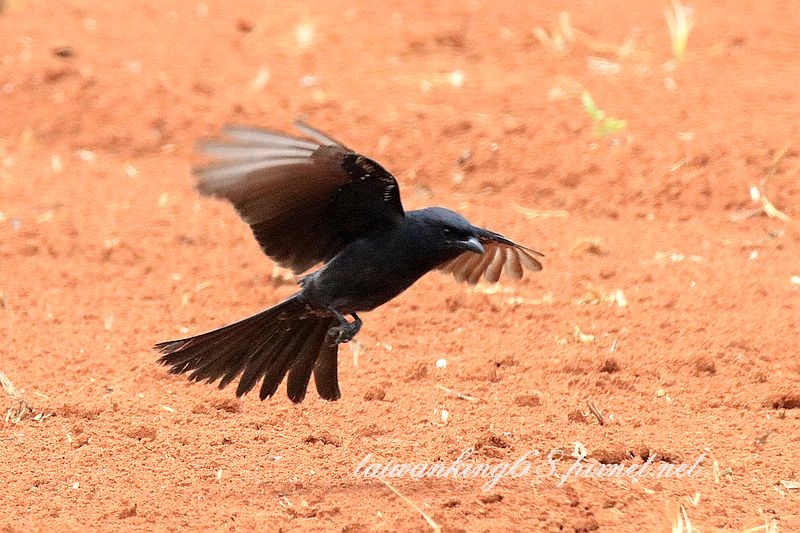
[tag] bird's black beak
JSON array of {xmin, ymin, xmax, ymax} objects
[{"xmin": 459, "ymin": 236, "xmax": 485, "ymax": 255}]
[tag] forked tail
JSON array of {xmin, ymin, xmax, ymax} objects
[{"xmin": 155, "ymin": 296, "xmax": 339, "ymax": 403}]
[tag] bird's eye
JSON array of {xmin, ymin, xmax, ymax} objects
[{"xmin": 442, "ymin": 227, "xmax": 453, "ymax": 236}]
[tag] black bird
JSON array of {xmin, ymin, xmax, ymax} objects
[{"xmin": 156, "ymin": 121, "xmax": 542, "ymax": 403}]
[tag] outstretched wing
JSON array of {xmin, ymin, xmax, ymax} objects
[
  {"xmin": 194, "ymin": 121, "xmax": 405, "ymax": 274},
  {"xmin": 438, "ymin": 229, "xmax": 543, "ymax": 284}
]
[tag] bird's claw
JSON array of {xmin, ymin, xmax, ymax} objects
[{"xmin": 327, "ymin": 322, "xmax": 360, "ymax": 345}]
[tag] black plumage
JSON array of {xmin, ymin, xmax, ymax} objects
[{"xmin": 156, "ymin": 121, "xmax": 542, "ymax": 402}]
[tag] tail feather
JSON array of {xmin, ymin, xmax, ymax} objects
[
  {"xmin": 235, "ymin": 324, "xmax": 294, "ymax": 398},
  {"xmin": 158, "ymin": 313, "xmax": 262, "ymax": 373},
  {"xmin": 286, "ymin": 320, "xmax": 330, "ymax": 403},
  {"xmin": 257, "ymin": 321, "xmax": 315, "ymax": 400},
  {"xmin": 216, "ymin": 331, "xmax": 270, "ymax": 389},
  {"xmin": 155, "ymin": 296, "xmax": 339, "ymax": 403},
  {"xmin": 205, "ymin": 323, "xmax": 279, "ymax": 390},
  {"xmin": 313, "ymin": 343, "xmax": 341, "ymax": 401},
  {"xmin": 185, "ymin": 317, "xmax": 267, "ymax": 383}
]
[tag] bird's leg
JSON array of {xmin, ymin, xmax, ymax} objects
[{"xmin": 326, "ymin": 310, "xmax": 362, "ymax": 345}]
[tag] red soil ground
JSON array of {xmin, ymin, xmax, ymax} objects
[{"xmin": 2, "ymin": 1, "xmax": 799, "ymax": 531}]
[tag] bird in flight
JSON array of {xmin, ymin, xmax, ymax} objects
[{"xmin": 156, "ymin": 121, "xmax": 542, "ymax": 403}]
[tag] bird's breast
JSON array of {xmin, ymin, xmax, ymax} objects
[{"xmin": 299, "ymin": 232, "xmax": 448, "ymax": 313}]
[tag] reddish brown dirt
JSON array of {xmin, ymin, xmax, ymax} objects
[{"xmin": 2, "ymin": 1, "xmax": 799, "ymax": 531}]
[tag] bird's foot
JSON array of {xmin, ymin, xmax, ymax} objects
[
  {"xmin": 327, "ymin": 323, "xmax": 358, "ymax": 344},
  {"xmin": 327, "ymin": 313, "xmax": 362, "ymax": 345}
]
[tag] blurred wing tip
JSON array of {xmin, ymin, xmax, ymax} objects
[
  {"xmin": 516, "ymin": 248, "xmax": 544, "ymax": 272},
  {"xmin": 444, "ymin": 244, "xmax": 543, "ymax": 285},
  {"xmin": 479, "ymin": 231, "xmax": 544, "ymax": 258},
  {"xmin": 195, "ymin": 124, "xmax": 323, "ymax": 153},
  {"xmin": 193, "ymin": 173, "xmax": 226, "ymax": 196},
  {"xmin": 497, "ymin": 239, "xmax": 544, "ymax": 258},
  {"xmin": 524, "ymin": 246, "xmax": 545, "ymax": 258},
  {"xmin": 219, "ymin": 123, "xmax": 278, "ymax": 138},
  {"xmin": 293, "ymin": 119, "xmax": 345, "ymax": 147},
  {"xmin": 525, "ymin": 248, "xmax": 545, "ymax": 260}
]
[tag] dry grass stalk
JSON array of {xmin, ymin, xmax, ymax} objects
[
  {"xmin": 2, "ymin": 370, "xmax": 32, "ymax": 424},
  {"xmin": 379, "ymin": 477, "xmax": 441, "ymax": 532},
  {"xmin": 435, "ymin": 384, "xmax": 480, "ymax": 402},
  {"xmin": 587, "ymin": 400, "xmax": 606, "ymax": 425}
]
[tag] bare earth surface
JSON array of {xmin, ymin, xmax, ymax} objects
[{"xmin": 2, "ymin": 1, "xmax": 799, "ymax": 531}]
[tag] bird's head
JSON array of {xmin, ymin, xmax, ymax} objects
[{"xmin": 419, "ymin": 207, "xmax": 485, "ymax": 255}]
